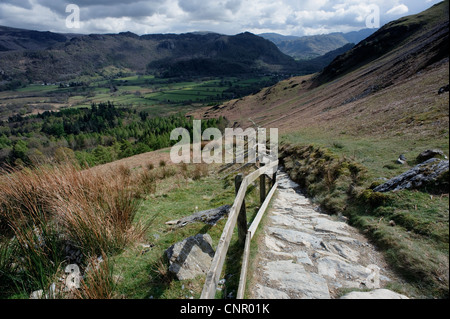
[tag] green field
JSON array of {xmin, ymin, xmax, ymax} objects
[{"xmin": 0, "ymin": 73, "xmax": 279, "ymax": 121}]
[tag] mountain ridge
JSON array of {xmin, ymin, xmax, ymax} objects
[
  {"xmin": 259, "ymin": 29, "xmax": 377, "ymax": 60},
  {"xmin": 0, "ymin": 29, "xmax": 299, "ymax": 84}
]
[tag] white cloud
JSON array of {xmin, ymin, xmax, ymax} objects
[
  {"xmin": 0, "ymin": 0, "xmax": 442, "ymax": 36},
  {"xmin": 386, "ymin": 4, "xmax": 409, "ymax": 15}
]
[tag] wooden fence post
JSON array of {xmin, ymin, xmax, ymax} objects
[
  {"xmin": 235, "ymin": 173, "xmax": 247, "ymax": 245},
  {"xmin": 260, "ymin": 162, "xmax": 266, "ymax": 205},
  {"xmin": 271, "ymin": 170, "xmax": 277, "ymax": 188}
]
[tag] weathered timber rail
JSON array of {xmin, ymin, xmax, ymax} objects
[{"xmin": 200, "ymin": 159, "xmax": 279, "ymax": 299}]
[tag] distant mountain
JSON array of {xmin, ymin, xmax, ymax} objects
[
  {"xmin": 259, "ymin": 29, "xmax": 377, "ymax": 60},
  {"xmin": 0, "ymin": 29, "xmax": 300, "ymax": 84},
  {"xmin": 341, "ymin": 29, "xmax": 378, "ymax": 44},
  {"xmin": 0, "ymin": 26, "xmax": 78, "ymax": 52},
  {"xmin": 296, "ymin": 43, "xmax": 355, "ymax": 74},
  {"xmin": 258, "ymin": 33, "xmax": 303, "ymax": 44},
  {"xmin": 314, "ymin": 1, "xmax": 449, "ymax": 86}
]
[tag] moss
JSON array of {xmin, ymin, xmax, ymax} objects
[
  {"xmin": 369, "ymin": 180, "xmax": 384, "ymax": 189},
  {"xmin": 358, "ymin": 189, "xmax": 391, "ymax": 207}
]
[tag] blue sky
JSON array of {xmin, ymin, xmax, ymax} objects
[{"xmin": 0, "ymin": 0, "xmax": 444, "ymax": 35}]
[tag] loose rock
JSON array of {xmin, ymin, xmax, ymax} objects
[
  {"xmin": 165, "ymin": 234, "xmax": 215, "ymax": 280},
  {"xmin": 166, "ymin": 205, "xmax": 230, "ymax": 228}
]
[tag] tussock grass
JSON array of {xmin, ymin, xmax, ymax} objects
[
  {"xmin": 74, "ymin": 253, "xmax": 116, "ymax": 299},
  {"xmin": 0, "ymin": 162, "xmax": 152, "ymax": 297}
]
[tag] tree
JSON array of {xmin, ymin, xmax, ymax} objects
[{"xmin": 11, "ymin": 140, "xmax": 29, "ymax": 165}]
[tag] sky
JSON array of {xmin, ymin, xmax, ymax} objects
[{"xmin": 0, "ymin": 0, "xmax": 444, "ymax": 36}]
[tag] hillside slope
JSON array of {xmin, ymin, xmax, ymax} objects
[{"xmin": 196, "ymin": 1, "xmax": 449, "ymax": 140}]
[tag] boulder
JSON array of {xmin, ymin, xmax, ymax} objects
[
  {"xmin": 373, "ymin": 158, "xmax": 449, "ymax": 193},
  {"xmin": 64, "ymin": 264, "xmax": 81, "ymax": 292},
  {"xmin": 340, "ymin": 289, "xmax": 409, "ymax": 299},
  {"xmin": 165, "ymin": 234, "xmax": 215, "ymax": 280},
  {"xmin": 417, "ymin": 149, "xmax": 447, "ymax": 163},
  {"xmin": 438, "ymin": 84, "xmax": 449, "ymax": 95},
  {"xmin": 397, "ymin": 154, "xmax": 406, "ymax": 165}
]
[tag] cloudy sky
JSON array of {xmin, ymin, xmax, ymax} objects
[{"xmin": 0, "ymin": 0, "xmax": 443, "ymax": 36}]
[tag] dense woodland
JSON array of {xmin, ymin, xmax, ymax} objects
[{"xmin": 0, "ymin": 102, "xmax": 227, "ymax": 168}]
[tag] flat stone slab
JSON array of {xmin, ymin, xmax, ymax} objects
[
  {"xmin": 330, "ymin": 242, "xmax": 360, "ymax": 262},
  {"xmin": 270, "ymin": 214, "xmax": 313, "ymax": 232},
  {"xmin": 254, "ymin": 284, "xmax": 290, "ymax": 299},
  {"xmin": 268, "ymin": 227, "xmax": 323, "ymax": 249},
  {"xmin": 313, "ymin": 217, "xmax": 351, "ymax": 236},
  {"xmin": 340, "ymin": 289, "xmax": 409, "ymax": 299},
  {"xmin": 264, "ymin": 260, "xmax": 331, "ymax": 299},
  {"xmin": 317, "ymin": 256, "xmax": 369, "ymax": 281}
]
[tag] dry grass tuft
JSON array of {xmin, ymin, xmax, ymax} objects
[{"xmin": 0, "ymin": 162, "xmax": 153, "ymax": 295}]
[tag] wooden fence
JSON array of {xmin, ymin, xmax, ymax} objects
[{"xmin": 200, "ymin": 159, "xmax": 279, "ymax": 299}]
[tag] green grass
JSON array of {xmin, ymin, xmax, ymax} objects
[
  {"xmin": 281, "ymin": 128, "xmax": 449, "ymax": 180},
  {"xmin": 112, "ymin": 164, "xmax": 262, "ymax": 299},
  {"xmin": 0, "ymin": 74, "xmax": 275, "ymax": 121}
]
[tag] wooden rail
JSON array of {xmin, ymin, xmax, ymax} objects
[{"xmin": 200, "ymin": 159, "xmax": 279, "ymax": 299}]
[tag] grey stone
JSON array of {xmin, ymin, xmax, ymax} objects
[
  {"xmin": 340, "ymin": 289, "xmax": 409, "ymax": 299},
  {"xmin": 417, "ymin": 149, "xmax": 447, "ymax": 162},
  {"xmin": 30, "ymin": 290, "xmax": 44, "ymax": 299},
  {"xmin": 397, "ymin": 155, "xmax": 406, "ymax": 165},
  {"xmin": 264, "ymin": 235, "xmax": 287, "ymax": 252},
  {"xmin": 64, "ymin": 264, "xmax": 81, "ymax": 291},
  {"xmin": 166, "ymin": 205, "xmax": 231, "ymax": 228},
  {"xmin": 269, "ymin": 227, "xmax": 323, "ymax": 249},
  {"xmin": 331, "ymin": 242, "xmax": 360, "ymax": 262},
  {"xmin": 270, "ymin": 214, "xmax": 312, "ymax": 232},
  {"xmin": 293, "ymin": 251, "xmax": 314, "ymax": 265},
  {"xmin": 317, "ymin": 256, "xmax": 369, "ymax": 281},
  {"xmin": 165, "ymin": 234, "xmax": 215, "ymax": 280},
  {"xmin": 277, "ymin": 177, "xmax": 300, "ymax": 189},
  {"xmin": 254, "ymin": 284, "xmax": 290, "ymax": 299},
  {"xmin": 313, "ymin": 217, "xmax": 350, "ymax": 236},
  {"xmin": 438, "ymin": 85, "xmax": 449, "ymax": 95},
  {"xmin": 264, "ymin": 260, "xmax": 330, "ymax": 299},
  {"xmin": 374, "ymin": 158, "xmax": 449, "ymax": 192}
]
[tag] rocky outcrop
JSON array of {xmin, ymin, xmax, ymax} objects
[
  {"xmin": 417, "ymin": 149, "xmax": 447, "ymax": 162},
  {"xmin": 373, "ymin": 158, "xmax": 449, "ymax": 193},
  {"xmin": 165, "ymin": 234, "xmax": 215, "ymax": 280}
]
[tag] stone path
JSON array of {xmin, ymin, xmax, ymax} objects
[{"xmin": 249, "ymin": 169, "xmax": 407, "ymax": 299}]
